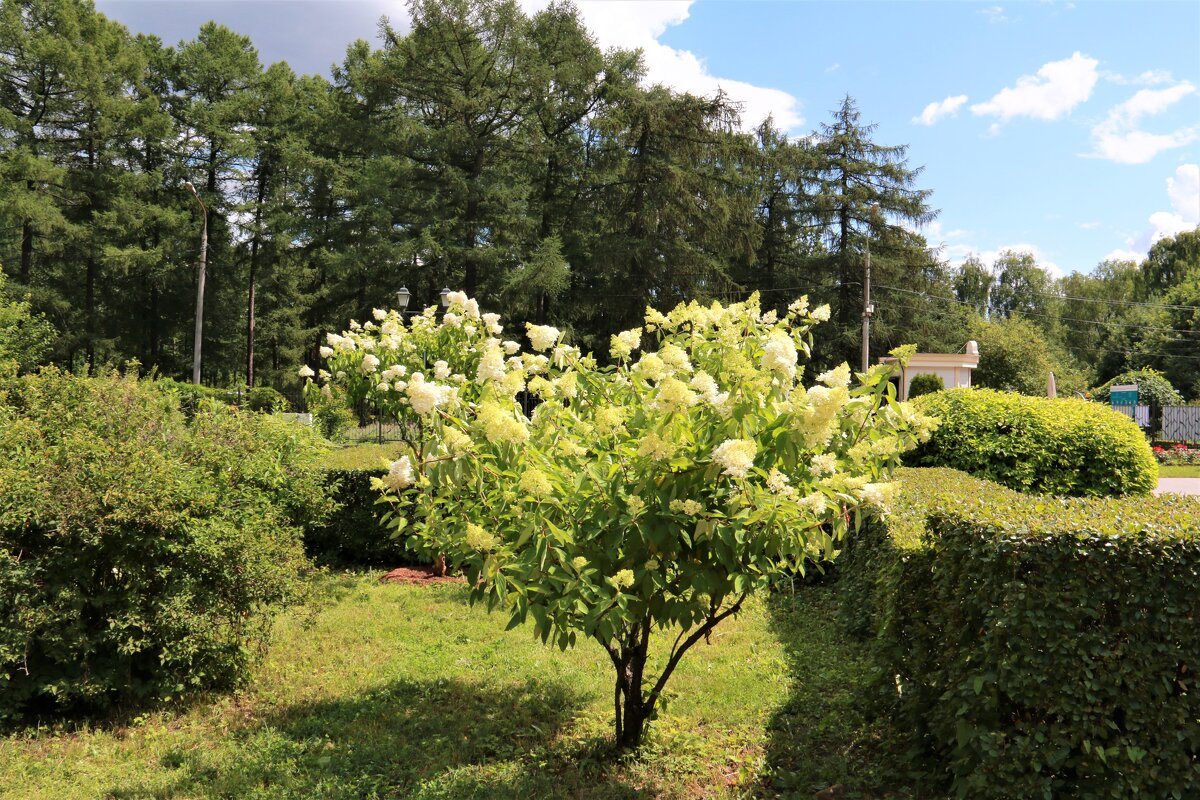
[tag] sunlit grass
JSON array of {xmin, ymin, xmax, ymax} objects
[{"xmin": 0, "ymin": 573, "xmax": 914, "ymax": 799}]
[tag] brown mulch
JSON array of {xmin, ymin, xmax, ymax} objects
[{"xmin": 378, "ymin": 565, "xmax": 465, "ymax": 585}]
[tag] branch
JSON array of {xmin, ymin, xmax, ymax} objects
[{"xmin": 645, "ymin": 594, "xmax": 749, "ymax": 708}]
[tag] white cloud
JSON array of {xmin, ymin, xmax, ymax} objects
[
  {"xmin": 979, "ymin": 6, "xmax": 1007, "ymax": 24},
  {"xmin": 912, "ymin": 94, "xmax": 968, "ymax": 126},
  {"xmin": 825, "ymin": 63, "xmax": 840, "ymax": 74},
  {"xmin": 1150, "ymin": 163, "xmax": 1200, "ymax": 242},
  {"xmin": 970, "ymin": 52, "xmax": 1099, "ymax": 123},
  {"xmin": 1103, "ymin": 248, "xmax": 1145, "ymax": 263},
  {"xmin": 1079, "ymin": 221, "xmax": 1101, "ymax": 230},
  {"xmin": 519, "ymin": 0, "xmax": 802, "ymax": 131},
  {"xmin": 1105, "ymin": 164, "xmax": 1200, "ymax": 259},
  {"xmin": 1105, "ymin": 69, "xmax": 1175, "ymax": 86},
  {"xmin": 941, "ymin": 242, "xmax": 1063, "ymax": 278},
  {"xmin": 1086, "ymin": 82, "xmax": 1198, "ymax": 164}
]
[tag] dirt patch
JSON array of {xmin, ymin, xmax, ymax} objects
[{"xmin": 378, "ymin": 566, "xmax": 465, "ymax": 586}]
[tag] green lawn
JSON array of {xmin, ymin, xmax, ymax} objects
[
  {"xmin": 1159, "ymin": 465, "xmax": 1200, "ymax": 478},
  {"xmin": 0, "ymin": 574, "xmax": 915, "ymax": 799}
]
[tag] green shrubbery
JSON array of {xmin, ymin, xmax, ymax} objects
[
  {"xmin": 1091, "ymin": 367, "xmax": 1184, "ymax": 406},
  {"xmin": 843, "ymin": 467, "xmax": 1200, "ymax": 799},
  {"xmin": 908, "ymin": 388, "xmax": 1158, "ymax": 496},
  {"xmin": 0, "ymin": 370, "xmax": 331, "ymax": 721},
  {"xmin": 304, "ymin": 445, "xmax": 413, "ymax": 566},
  {"xmin": 246, "ymin": 386, "xmax": 289, "ymax": 413},
  {"xmin": 905, "ymin": 372, "xmax": 943, "ymax": 398},
  {"xmin": 151, "ymin": 377, "xmax": 237, "ymax": 417}
]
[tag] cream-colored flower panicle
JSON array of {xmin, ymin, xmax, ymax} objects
[
  {"xmin": 381, "ymin": 456, "xmax": 414, "ymax": 491},
  {"xmin": 526, "ymin": 323, "xmax": 561, "ymax": 352},
  {"xmin": 712, "ymin": 439, "xmax": 757, "ymax": 478}
]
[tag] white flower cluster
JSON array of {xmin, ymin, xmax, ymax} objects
[{"xmin": 712, "ymin": 438, "xmax": 757, "ymax": 479}]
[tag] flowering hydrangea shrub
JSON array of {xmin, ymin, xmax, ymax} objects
[{"xmin": 312, "ymin": 293, "xmax": 934, "ymax": 748}]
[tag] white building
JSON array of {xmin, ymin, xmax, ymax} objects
[{"xmin": 879, "ymin": 341, "xmax": 979, "ymax": 401}]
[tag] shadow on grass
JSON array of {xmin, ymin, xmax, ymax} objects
[
  {"xmin": 106, "ymin": 676, "xmax": 650, "ymax": 800},
  {"xmin": 759, "ymin": 585, "xmax": 919, "ymax": 800}
]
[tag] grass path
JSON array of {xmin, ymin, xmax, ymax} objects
[{"xmin": 0, "ymin": 574, "xmax": 913, "ymax": 799}]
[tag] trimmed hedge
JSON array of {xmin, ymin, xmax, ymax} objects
[
  {"xmin": 908, "ymin": 388, "xmax": 1158, "ymax": 497},
  {"xmin": 843, "ymin": 467, "xmax": 1200, "ymax": 799},
  {"xmin": 305, "ymin": 445, "xmax": 414, "ymax": 566},
  {"xmin": 0, "ymin": 370, "xmax": 331, "ymax": 721}
]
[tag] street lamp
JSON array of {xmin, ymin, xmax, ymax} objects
[
  {"xmin": 184, "ymin": 181, "xmax": 208, "ymax": 385},
  {"xmin": 439, "ymin": 287, "xmax": 451, "ymax": 308},
  {"xmin": 395, "ymin": 285, "xmax": 411, "ymax": 313},
  {"xmin": 862, "ymin": 202, "xmax": 880, "ymax": 373}
]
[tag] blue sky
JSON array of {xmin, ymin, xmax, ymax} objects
[{"xmin": 98, "ymin": 0, "xmax": 1200, "ymax": 277}]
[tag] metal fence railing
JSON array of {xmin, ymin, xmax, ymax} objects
[{"xmin": 340, "ymin": 399, "xmax": 413, "ymax": 445}]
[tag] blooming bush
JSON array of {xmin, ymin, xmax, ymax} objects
[
  {"xmin": 312, "ymin": 293, "xmax": 934, "ymax": 748},
  {"xmin": 1152, "ymin": 443, "xmax": 1200, "ymax": 466}
]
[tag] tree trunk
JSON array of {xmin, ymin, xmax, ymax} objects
[
  {"xmin": 246, "ymin": 165, "xmax": 268, "ymax": 387},
  {"xmin": 19, "ymin": 217, "xmax": 33, "ymax": 284},
  {"xmin": 85, "ymin": 251, "xmax": 95, "ymax": 375}
]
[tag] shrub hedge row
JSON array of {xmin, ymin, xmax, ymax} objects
[
  {"xmin": 908, "ymin": 388, "xmax": 1158, "ymax": 497},
  {"xmin": 0, "ymin": 371, "xmax": 332, "ymax": 721},
  {"xmin": 842, "ymin": 467, "xmax": 1200, "ymax": 799}
]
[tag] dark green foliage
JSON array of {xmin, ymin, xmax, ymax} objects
[
  {"xmin": 0, "ymin": 369, "xmax": 331, "ymax": 721},
  {"xmin": 905, "ymin": 372, "xmax": 943, "ymax": 398},
  {"xmin": 909, "ymin": 388, "xmax": 1158, "ymax": 496},
  {"xmin": 303, "ymin": 446, "xmax": 417, "ymax": 566},
  {"xmin": 1091, "ymin": 367, "xmax": 1184, "ymax": 406},
  {"xmin": 245, "ymin": 385, "xmax": 288, "ymax": 413},
  {"xmin": 150, "ymin": 377, "xmax": 236, "ymax": 416},
  {"xmin": 304, "ymin": 468, "xmax": 411, "ymax": 567},
  {"xmin": 844, "ymin": 468, "xmax": 1200, "ymax": 799},
  {"xmin": 969, "ymin": 314, "xmax": 1087, "ymax": 396}
]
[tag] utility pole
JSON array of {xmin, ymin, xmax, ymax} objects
[
  {"xmin": 186, "ymin": 182, "xmax": 208, "ymax": 385},
  {"xmin": 861, "ymin": 202, "xmax": 879, "ymax": 372}
]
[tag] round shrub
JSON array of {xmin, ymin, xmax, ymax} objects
[
  {"xmin": 0, "ymin": 370, "xmax": 332, "ymax": 722},
  {"xmin": 246, "ymin": 385, "xmax": 289, "ymax": 413},
  {"xmin": 908, "ymin": 388, "xmax": 1158, "ymax": 497},
  {"xmin": 907, "ymin": 372, "xmax": 944, "ymax": 398},
  {"xmin": 1091, "ymin": 368, "xmax": 1184, "ymax": 407}
]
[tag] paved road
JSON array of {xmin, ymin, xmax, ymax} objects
[{"xmin": 1155, "ymin": 478, "xmax": 1200, "ymax": 497}]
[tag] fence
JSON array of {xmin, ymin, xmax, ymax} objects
[
  {"xmin": 1114, "ymin": 404, "xmax": 1200, "ymax": 444},
  {"xmin": 341, "ymin": 399, "xmax": 413, "ymax": 444},
  {"xmin": 1162, "ymin": 406, "xmax": 1200, "ymax": 444}
]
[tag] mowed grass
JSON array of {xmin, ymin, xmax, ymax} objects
[
  {"xmin": 0, "ymin": 574, "xmax": 912, "ymax": 799},
  {"xmin": 1159, "ymin": 464, "xmax": 1200, "ymax": 478}
]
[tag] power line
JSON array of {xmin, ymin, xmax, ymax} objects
[{"xmin": 1053, "ymin": 292, "xmax": 1200, "ymax": 313}]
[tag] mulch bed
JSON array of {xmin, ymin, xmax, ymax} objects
[{"xmin": 378, "ymin": 565, "xmax": 465, "ymax": 586}]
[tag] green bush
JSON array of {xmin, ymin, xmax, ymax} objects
[
  {"xmin": 304, "ymin": 445, "xmax": 415, "ymax": 566},
  {"xmin": 151, "ymin": 377, "xmax": 236, "ymax": 417},
  {"xmin": 0, "ymin": 370, "xmax": 332, "ymax": 721},
  {"xmin": 905, "ymin": 372, "xmax": 944, "ymax": 398},
  {"xmin": 908, "ymin": 387, "xmax": 1158, "ymax": 496},
  {"xmin": 309, "ymin": 391, "xmax": 356, "ymax": 441},
  {"xmin": 845, "ymin": 468, "xmax": 1200, "ymax": 799},
  {"xmin": 1091, "ymin": 367, "xmax": 1184, "ymax": 407},
  {"xmin": 246, "ymin": 386, "xmax": 289, "ymax": 413}
]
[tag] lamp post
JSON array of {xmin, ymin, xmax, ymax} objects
[
  {"xmin": 396, "ymin": 285, "xmax": 411, "ymax": 314},
  {"xmin": 440, "ymin": 287, "xmax": 451, "ymax": 309},
  {"xmin": 185, "ymin": 182, "xmax": 208, "ymax": 385},
  {"xmin": 861, "ymin": 202, "xmax": 880, "ymax": 373}
]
